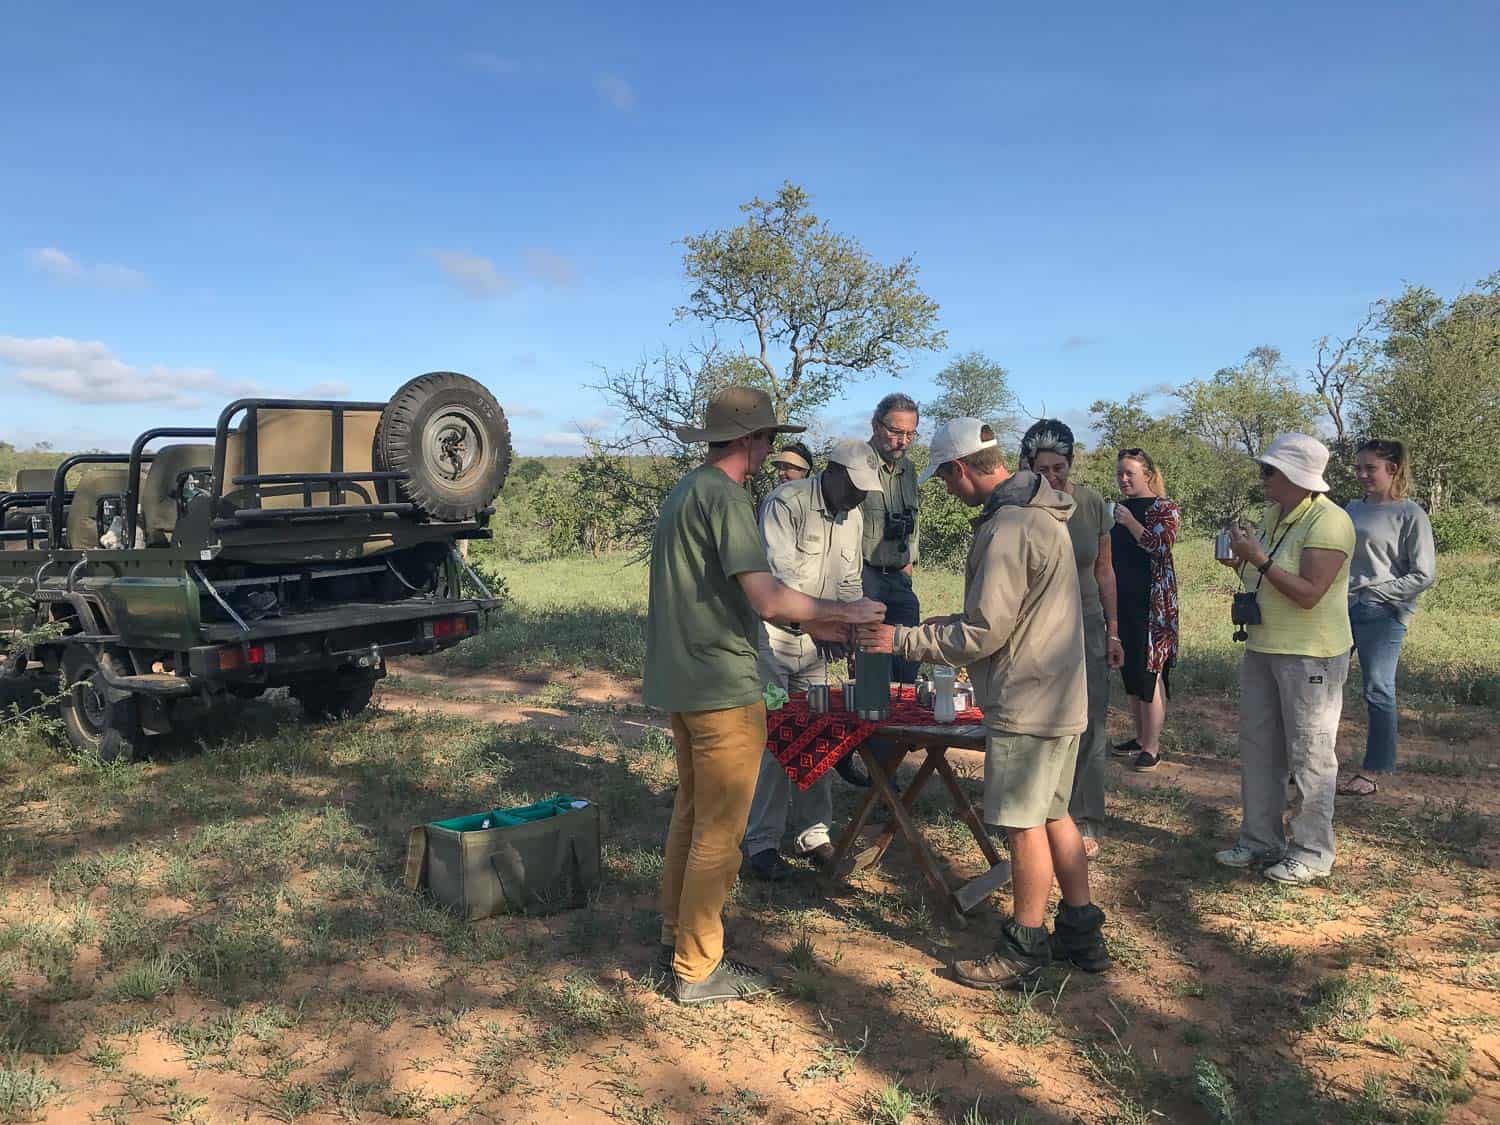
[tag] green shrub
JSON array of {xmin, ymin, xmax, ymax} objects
[{"xmin": 1429, "ymin": 502, "xmax": 1500, "ymax": 554}]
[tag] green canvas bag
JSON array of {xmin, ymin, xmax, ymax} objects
[{"xmin": 405, "ymin": 796, "xmax": 604, "ymax": 920}]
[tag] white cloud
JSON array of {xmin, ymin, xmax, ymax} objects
[
  {"xmin": 541, "ymin": 431, "xmax": 587, "ymax": 449},
  {"xmin": 1061, "ymin": 335, "xmax": 1094, "ymax": 351},
  {"xmin": 27, "ymin": 247, "xmax": 148, "ymax": 290},
  {"xmin": 521, "ymin": 247, "xmax": 579, "ymax": 288},
  {"xmin": 594, "ymin": 74, "xmax": 636, "ymax": 112},
  {"xmin": 503, "ymin": 402, "xmax": 545, "ymax": 419},
  {"xmin": 0, "ymin": 336, "xmax": 347, "ymax": 409},
  {"xmin": 431, "ymin": 250, "xmax": 515, "ymax": 299}
]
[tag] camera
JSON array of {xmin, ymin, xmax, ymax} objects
[
  {"xmin": 1230, "ymin": 591, "xmax": 1261, "ymax": 642},
  {"xmin": 883, "ymin": 510, "xmax": 915, "ymax": 543}
]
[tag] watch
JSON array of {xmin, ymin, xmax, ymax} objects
[{"xmin": 1256, "ymin": 558, "xmax": 1273, "ymax": 575}]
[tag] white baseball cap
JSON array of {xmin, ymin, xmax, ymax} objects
[
  {"xmin": 918, "ymin": 418, "xmax": 999, "ymax": 485},
  {"xmin": 826, "ymin": 437, "xmax": 883, "ymax": 492}
]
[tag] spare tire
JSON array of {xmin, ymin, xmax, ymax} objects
[{"xmin": 376, "ymin": 372, "xmax": 511, "ymax": 521}]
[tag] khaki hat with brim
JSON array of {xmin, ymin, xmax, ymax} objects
[
  {"xmin": 769, "ymin": 448, "xmax": 812, "ymax": 473},
  {"xmin": 674, "ymin": 386, "xmax": 806, "ymax": 444},
  {"xmin": 826, "ymin": 437, "xmax": 883, "ymax": 492}
]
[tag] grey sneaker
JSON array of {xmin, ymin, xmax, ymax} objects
[
  {"xmin": 1215, "ymin": 844, "xmax": 1279, "ymax": 869},
  {"xmin": 673, "ymin": 959, "xmax": 772, "ymax": 1006},
  {"xmin": 1263, "ymin": 857, "xmax": 1328, "ymax": 885}
]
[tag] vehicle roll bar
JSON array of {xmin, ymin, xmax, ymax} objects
[{"xmin": 124, "ymin": 427, "xmax": 217, "ymax": 542}]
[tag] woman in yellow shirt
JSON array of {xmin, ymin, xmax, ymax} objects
[{"xmin": 1214, "ymin": 434, "xmax": 1354, "ymax": 886}]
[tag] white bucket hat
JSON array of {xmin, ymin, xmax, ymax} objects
[
  {"xmin": 825, "ymin": 437, "xmax": 883, "ymax": 492},
  {"xmin": 1258, "ymin": 433, "xmax": 1331, "ymax": 493},
  {"xmin": 918, "ymin": 418, "xmax": 998, "ymax": 485}
]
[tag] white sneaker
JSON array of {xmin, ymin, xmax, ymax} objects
[
  {"xmin": 1214, "ymin": 844, "xmax": 1265, "ymax": 869},
  {"xmin": 1263, "ymin": 857, "xmax": 1328, "ymax": 885}
]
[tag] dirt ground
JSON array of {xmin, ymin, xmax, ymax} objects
[{"xmin": 2, "ymin": 655, "xmax": 1497, "ymax": 1124}]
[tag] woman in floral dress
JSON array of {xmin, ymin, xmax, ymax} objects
[{"xmin": 1110, "ymin": 448, "xmax": 1180, "ymax": 772}]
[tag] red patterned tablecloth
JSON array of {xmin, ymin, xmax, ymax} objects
[{"xmin": 766, "ymin": 684, "xmax": 983, "ymax": 790}]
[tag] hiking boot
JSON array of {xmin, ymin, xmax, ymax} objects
[
  {"xmin": 952, "ymin": 920, "xmax": 1050, "ymax": 991},
  {"xmin": 1263, "ymin": 857, "xmax": 1328, "ymax": 886},
  {"xmin": 1111, "ymin": 738, "xmax": 1140, "ymax": 759},
  {"xmin": 1214, "ymin": 844, "xmax": 1280, "ymax": 869},
  {"xmin": 673, "ymin": 958, "xmax": 772, "ymax": 1006},
  {"xmin": 799, "ymin": 842, "xmax": 837, "ymax": 870},
  {"xmin": 1050, "ymin": 902, "xmax": 1110, "ymax": 973},
  {"xmin": 746, "ymin": 849, "xmax": 792, "ymax": 882}
]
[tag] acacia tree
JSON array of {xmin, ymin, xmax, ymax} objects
[
  {"xmin": 924, "ymin": 351, "xmax": 1017, "ymax": 433},
  {"xmin": 586, "ymin": 182, "xmax": 945, "ymax": 548}
]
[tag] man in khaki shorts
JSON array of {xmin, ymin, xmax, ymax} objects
[
  {"xmin": 743, "ymin": 438, "xmax": 883, "ymax": 880},
  {"xmin": 645, "ymin": 387, "xmax": 885, "ymax": 1005},
  {"xmin": 858, "ymin": 418, "xmax": 1109, "ymax": 988}
]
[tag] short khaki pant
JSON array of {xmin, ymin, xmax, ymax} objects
[{"xmin": 983, "ymin": 731, "xmax": 1081, "ymax": 829}]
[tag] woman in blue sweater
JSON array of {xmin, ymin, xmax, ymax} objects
[{"xmin": 1339, "ymin": 439, "xmax": 1436, "ymax": 796}]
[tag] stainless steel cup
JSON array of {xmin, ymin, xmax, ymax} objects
[
  {"xmin": 807, "ymin": 684, "xmax": 831, "ymax": 713},
  {"xmin": 1215, "ymin": 529, "xmax": 1235, "ymax": 561}
]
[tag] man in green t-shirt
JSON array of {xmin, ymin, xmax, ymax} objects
[{"xmin": 646, "ymin": 386, "xmax": 885, "ymax": 1006}]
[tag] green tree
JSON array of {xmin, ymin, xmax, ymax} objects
[
  {"xmin": 587, "ymin": 182, "xmax": 946, "ymax": 550},
  {"xmin": 1176, "ymin": 346, "xmax": 1317, "ymax": 460},
  {"xmin": 923, "ymin": 351, "xmax": 1017, "ymax": 433},
  {"xmin": 1356, "ymin": 274, "xmax": 1500, "ymax": 512},
  {"xmin": 676, "ymin": 181, "xmax": 946, "ymax": 423}
]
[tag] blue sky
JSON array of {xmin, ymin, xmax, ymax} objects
[{"xmin": 3, "ymin": 1, "xmax": 1497, "ymax": 454}]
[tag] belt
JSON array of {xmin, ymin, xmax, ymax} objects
[{"xmin": 866, "ymin": 562, "xmax": 907, "ymax": 574}]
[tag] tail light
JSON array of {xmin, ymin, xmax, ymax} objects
[
  {"xmin": 425, "ymin": 615, "xmax": 470, "ymax": 640},
  {"xmin": 218, "ymin": 643, "xmax": 267, "ymax": 671}
]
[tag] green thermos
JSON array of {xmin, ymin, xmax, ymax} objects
[{"xmin": 853, "ymin": 649, "xmax": 892, "ymax": 720}]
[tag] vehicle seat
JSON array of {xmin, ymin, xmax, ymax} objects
[
  {"xmin": 14, "ymin": 468, "xmax": 55, "ymax": 492},
  {"xmin": 225, "ymin": 408, "xmax": 380, "ymax": 511},
  {"xmin": 66, "ymin": 470, "xmax": 130, "ymax": 549},
  {"xmin": 141, "ymin": 444, "xmax": 216, "ymax": 546}
]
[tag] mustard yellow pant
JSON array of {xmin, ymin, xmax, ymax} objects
[{"xmin": 659, "ymin": 702, "xmax": 767, "ymax": 982}]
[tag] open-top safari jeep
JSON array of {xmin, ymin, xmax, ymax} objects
[{"xmin": 0, "ymin": 372, "xmax": 509, "ymax": 759}]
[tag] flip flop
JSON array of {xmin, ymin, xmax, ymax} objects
[{"xmin": 1337, "ymin": 774, "xmax": 1378, "ymax": 797}]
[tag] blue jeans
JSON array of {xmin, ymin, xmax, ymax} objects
[
  {"xmin": 1350, "ymin": 601, "xmax": 1408, "ymax": 773},
  {"xmin": 862, "ymin": 566, "xmax": 920, "ymax": 683}
]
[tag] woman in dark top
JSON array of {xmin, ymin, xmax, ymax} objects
[{"xmin": 1110, "ymin": 448, "xmax": 1180, "ymax": 772}]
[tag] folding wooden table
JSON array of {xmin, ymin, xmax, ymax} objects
[{"xmin": 824, "ymin": 721, "xmax": 1011, "ymax": 924}]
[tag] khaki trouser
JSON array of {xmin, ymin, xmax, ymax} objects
[
  {"xmin": 1068, "ymin": 610, "xmax": 1110, "ymax": 833},
  {"xmin": 659, "ymin": 702, "xmax": 767, "ymax": 982},
  {"xmin": 1236, "ymin": 649, "xmax": 1349, "ymax": 873},
  {"xmin": 744, "ymin": 626, "xmax": 833, "ymax": 857}
]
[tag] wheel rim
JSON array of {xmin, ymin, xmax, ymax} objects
[
  {"xmin": 73, "ymin": 671, "xmax": 108, "ymax": 736},
  {"xmin": 423, "ymin": 406, "xmax": 485, "ymax": 486}
]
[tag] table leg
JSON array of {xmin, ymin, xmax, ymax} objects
[
  {"xmin": 856, "ymin": 743, "xmax": 957, "ymax": 913},
  {"xmin": 932, "ymin": 750, "xmax": 1004, "ymax": 868},
  {"xmin": 850, "ymin": 748, "xmax": 941, "ymax": 874},
  {"xmin": 827, "ymin": 751, "xmax": 891, "ymax": 876}
]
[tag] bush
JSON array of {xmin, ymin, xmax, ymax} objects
[{"xmin": 1429, "ymin": 502, "xmax": 1500, "ymax": 554}]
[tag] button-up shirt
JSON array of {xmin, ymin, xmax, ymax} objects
[
  {"xmin": 759, "ymin": 473, "xmax": 865, "ymax": 603},
  {"xmin": 859, "ymin": 442, "xmax": 920, "ymax": 568}
]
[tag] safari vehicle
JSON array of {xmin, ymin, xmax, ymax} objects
[{"xmin": 0, "ymin": 372, "xmax": 509, "ymax": 760}]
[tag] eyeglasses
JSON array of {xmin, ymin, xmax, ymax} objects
[
  {"xmin": 878, "ymin": 419, "xmax": 919, "ymax": 440},
  {"xmin": 1117, "ymin": 447, "xmax": 1146, "ymax": 459}
]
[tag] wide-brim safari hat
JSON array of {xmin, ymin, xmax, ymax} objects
[
  {"xmin": 1258, "ymin": 432, "xmax": 1331, "ymax": 493},
  {"xmin": 674, "ymin": 386, "xmax": 806, "ymax": 444}
]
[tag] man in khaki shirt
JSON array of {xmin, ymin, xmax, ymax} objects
[
  {"xmin": 859, "ymin": 418, "xmax": 1109, "ymax": 991},
  {"xmin": 743, "ymin": 438, "xmax": 882, "ymax": 880},
  {"xmin": 860, "ymin": 393, "xmax": 923, "ymax": 683}
]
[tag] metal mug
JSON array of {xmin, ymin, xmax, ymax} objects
[
  {"xmin": 1215, "ymin": 528, "xmax": 1235, "ymax": 561},
  {"xmin": 807, "ymin": 684, "xmax": 832, "ymax": 713},
  {"xmin": 952, "ymin": 685, "xmax": 975, "ymax": 713}
]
